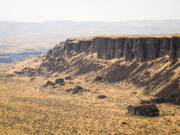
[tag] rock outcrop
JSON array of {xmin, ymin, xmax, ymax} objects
[
  {"xmin": 62, "ymin": 35, "xmax": 180, "ymax": 62},
  {"xmin": 127, "ymin": 104, "xmax": 159, "ymax": 117},
  {"xmin": 64, "ymin": 40, "xmax": 92, "ymax": 54},
  {"xmin": 11, "ymin": 34, "xmax": 180, "ymax": 105}
]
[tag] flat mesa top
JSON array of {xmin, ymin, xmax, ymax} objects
[{"xmin": 67, "ymin": 33, "xmax": 180, "ymax": 42}]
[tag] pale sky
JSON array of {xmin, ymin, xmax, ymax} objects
[{"xmin": 0, "ymin": 0, "xmax": 180, "ymax": 22}]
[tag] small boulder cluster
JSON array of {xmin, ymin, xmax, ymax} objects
[
  {"xmin": 43, "ymin": 78, "xmax": 65, "ymax": 88},
  {"xmin": 65, "ymin": 86, "xmax": 89, "ymax": 94}
]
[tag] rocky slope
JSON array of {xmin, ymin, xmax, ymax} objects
[{"xmin": 11, "ymin": 34, "xmax": 180, "ymax": 105}]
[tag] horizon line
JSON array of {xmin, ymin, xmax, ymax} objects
[{"xmin": 1, "ymin": 19, "xmax": 180, "ymax": 23}]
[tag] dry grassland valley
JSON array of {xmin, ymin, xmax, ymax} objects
[{"xmin": 0, "ymin": 34, "xmax": 180, "ymax": 135}]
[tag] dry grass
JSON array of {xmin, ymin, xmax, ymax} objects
[
  {"xmin": 67, "ymin": 33, "xmax": 180, "ymax": 42},
  {"xmin": 0, "ymin": 64, "xmax": 180, "ymax": 135}
]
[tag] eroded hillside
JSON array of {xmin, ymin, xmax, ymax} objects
[
  {"xmin": 10, "ymin": 34, "xmax": 180, "ymax": 105},
  {"xmin": 0, "ymin": 34, "xmax": 179, "ymax": 134}
]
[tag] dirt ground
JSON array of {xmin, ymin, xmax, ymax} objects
[{"xmin": 0, "ymin": 63, "xmax": 179, "ymax": 135}]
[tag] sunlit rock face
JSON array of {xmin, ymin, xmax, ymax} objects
[{"xmin": 63, "ymin": 36, "xmax": 180, "ymax": 62}]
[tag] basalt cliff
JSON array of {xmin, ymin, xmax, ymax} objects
[
  {"xmin": 64, "ymin": 35, "xmax": 180, "ymax": 62},
  {"xmin": 11, "ymin": 34, "xmax": 180, "ymax": 105}
]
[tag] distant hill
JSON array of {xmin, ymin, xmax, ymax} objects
[
  {"xmin": 1, "ymin": 20, "xmax": 180, "ymax": 37},
  {"xmin": 1, "ymin": 20, "xmax": 180, "ymax": 54}
]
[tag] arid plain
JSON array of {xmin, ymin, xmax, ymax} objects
[{"xmin": 0, "ymin": 60, "xmax": 180, "ymax": 134}]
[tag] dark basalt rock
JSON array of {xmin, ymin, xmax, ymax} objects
[
  {"xmin": 65, "ymin": 88, "xmax": 73, "ymax": 93},
  {"xmin": 65, "ymin": 76, "xmax": 71, "ymax": 80},
  {"xmin": 63, "ymin": 36, "xmax": 180, "ymax": 62},
  {"xmin": 127, "ymin": 104, "xmax": 159, "ymax": 117},
  {"xmin": 114, "ymin": 38, "xmax": 125, "ymax": 58},
  {"xmin": 168, "ymin": 94, "xmax": 180, "ymax": 105},
  {"xmin": 15, "ymin": 67, "xmax": 37, "ymax": 76},
  {"xmin": 133, "ymin": 38, "xmax": 146, "ymax": 61},
  {"xmin": 43, "ymin": 81, "xmax": 55, "ymax": 87},
  {"xmin": 124, "ymin": 38, "xmax": 134, "ymax": 60},
  {"xmin": 121, "ymin": 122, "xmax": 127, "ymax": 125},
  {"xmin": 97, "ymin": 95, "xmax": 107, "ymax": 99},
  {"xmin": 169, "ymin": 37, "xmax": 180, "ymax": 62},
  {"xmin": 65, "ymin": 86, "xmax": 89, "ymax": 94},
  {"xmin": 71, "ymin": 86, "xmax": 84, "ymax": 94},
  {"xmin": 159, "ymin": 38, "xmax": 170, "ymax": 57},
  {"xmin": 94, "ymin": 76, "xmax": 103, "ymax": 82},
  {"xmin": 55, "ymin": 78, "xmax": 64, "ymax": 84},
  {"xmin": 68, "ymin": 81, "xmax": 74, "ymax": 84}
]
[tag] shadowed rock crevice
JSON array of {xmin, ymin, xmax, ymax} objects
[
  {"xmin": 155, "ymin": 77, "xmax": 180, "ymax": 105},
  {"xmin": 74, "ymin": 62, "xmax": 104, "ymax": 76},
  {"xmin": 103, "ymin": 61, "xmax": 139, "ymax": 82}
]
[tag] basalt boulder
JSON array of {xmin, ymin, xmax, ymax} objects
[
  {"xmin": 127, "ymin": 104, "xmax": 159, "ymax": 117},
  {"xmin": 55, "ymin": 78, "xmax": 64, "ymax": 84},
  {"xmin": 43, "ymin": 81, "xmax": 55, "ymax": 87}
]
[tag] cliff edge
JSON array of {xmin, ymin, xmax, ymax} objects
[
  {"xmin": 11, "ymin": 34, "xmax": 180, "ymax": 105},
  {"xmin": 63, "ymin": 34, "xmax": 180, "ymax": 62}
]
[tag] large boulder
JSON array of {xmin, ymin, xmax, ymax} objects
[{"xmin": 127, "ymin": 104, "xmax": 159, "ymax": 117}]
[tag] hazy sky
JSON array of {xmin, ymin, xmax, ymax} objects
[{"xmin": 0, "ymin": 0, "xmax": 180, "ymax": 22}]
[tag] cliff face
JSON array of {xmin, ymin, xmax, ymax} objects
[
  {"xmin": 11, "ymin": 34, "xmax": 180, "ymax": 105},
  {"xmin": 169, "ymin": 37, "xmax": 180, "ymax": 61},
  {"xmin": 63, "ymin": 36, "xmax": 180, "ymax": 62},
  {"xmin": 64, "ymin": 40, "xmax": 92, "ymax": 54}
]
